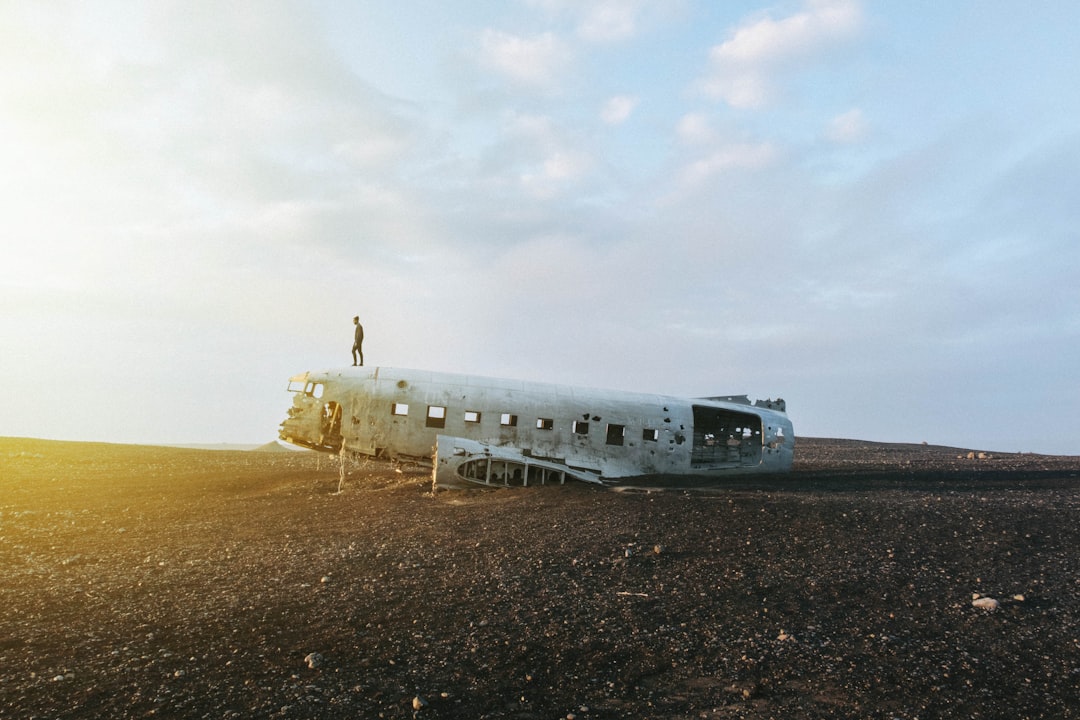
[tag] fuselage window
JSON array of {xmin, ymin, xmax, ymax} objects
[
  {"xmin": 537, "ymin": 417, "xmax": 554, "ymax": 430},
  {"xmin": 427, "ymin": 405, "xmax": 447, "ymax": 429},
  {"xmin": 500, "ymin": 413, "xmax": 518, "ymax": 427},
  {"xmin": 392, "ymin": 402, "xmax": 409, "ymax": 416},
  {"xmin": 306, "ymin": 382, "xmax": 324, "ymax": 399},
  {"xmin": 643, "ymin": 428, "xmax": 659, "ymax": 442},
  {"xmin": 572, "ymin": 420, "xmax": 589, "ymax": 435},
  {"xmin": 465, "ymin": 410, "xmax": 481, "ymax": 423},
  {"xmin": 606, "ymin": 423, "xmax": 625, "ymax": 446}
]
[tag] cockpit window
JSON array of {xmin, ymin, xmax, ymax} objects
[{"xmin": 306, "ymin": 382, "xmax": 324, "ymax": 399}]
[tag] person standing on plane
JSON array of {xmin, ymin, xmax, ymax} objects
[{"xmin": 351, "ymin": 315, "xmax": 364, "ymax": 366}]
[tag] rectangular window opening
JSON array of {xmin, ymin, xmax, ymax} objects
[
  {"xmin": 500, "ymin": 413, "xmax": 518, "ymax": 427},
  {"xmin": 537, "ymin": 417, "xmax": 554, "ymax": 430},
  {"xmin": 464, "ymin": 410, "xmax": 482, "ymax": 424},
  {"xmin": 426, "ymin": 405, "xmax": 447, "ymax": 428},
  {"xmin": 391, "ymin": 402, "xmax": 409, "ymax": 416},
  {"xmin": 643, "ymin": 428, "xmax": 659, "ymax": 442},
  {"xmin": 572, "ymin": 420, "xmax": 589, "ymax": 435},
  {"xmin": 606, "ymin": 423, "xmax": 625, "ymax": 446}
]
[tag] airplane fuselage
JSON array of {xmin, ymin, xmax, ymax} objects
[{"xmin": 279, "ymin": 366, "xmax": 793, "ymax": 488}]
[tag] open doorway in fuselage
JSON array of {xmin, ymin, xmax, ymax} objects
[
  {"xmin": 690, "ymin": 405, "xmax": 763, "ymax": 468},
  {"xmin": 320, "ymin": 400, "xmax": 344, "ymax": 451}
]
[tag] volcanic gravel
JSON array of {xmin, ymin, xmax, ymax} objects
[{"xmin": 2, "ymin": 436, "xmax": 1079, "ymax": 719}]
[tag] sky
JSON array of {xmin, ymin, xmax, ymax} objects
[{"xmin": 1, "ymin": 0, "xmax": 1078, "ymax": 454}]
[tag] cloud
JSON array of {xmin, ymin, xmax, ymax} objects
[
  {"xmin": 477, "ymin": 29, "xmax": 572, "ymax": 88},
  {"xmin": 526, "ymin": 0, "xmax": 663, "ymax": 43},
  {"xmin": 675, "ymin": 113, "xmax": 715, "ymax": 144},
  {"xmin": 467, "ymin": 112, "xmax": 595, "ymax": 199},
  {"xmin": 521, "ymin": 150, "xmax": 594, "ymax": 198},
  {"xmin": 670, "ymin": 115, "xmax": 783, "ymax": 194},
  {"xmin": 824, "ymin": 107, "xmax": 868, "ymax": 143},
  {"xmin": 700, "ymin": 0, "xmax": 863, "ymax": 108},
  {"xmin": 600, "ymin": 95, "xmax": 639, "ymax": 124},
  {"xmin": 577, "ymin": 1, "xmax": 642, "ymax": 42},
  {"xmin": 511, "ymin": 116, "xmax": 594, "ymax": 197},
  {"xmin": 677, "ymin": 141, "xmax": 779, "ymax": 187}
]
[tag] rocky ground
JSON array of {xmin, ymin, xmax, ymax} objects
[{"xmin": 2, "ymin": 436, "xmax": 1079, "ymax": 719}]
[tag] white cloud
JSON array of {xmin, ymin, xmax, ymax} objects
[
  {"xmin": 713, "ymin": 0, "xmax": 862, "ymax": 64},
  {"xmin": 480, "ymin": 112, "xmax": 595, "ymax": 198},
  {"xmin": 600, "ymin": 95, "xmax": 639, "ymax": 124},
  {"xmin": 526, "ymin": 0, "xmax": 657, "ymax": 42},
  {"xmin": 521, "ymin": 150, "xmax": 593, "ymax": 198},
  {"xmin": 701, "ymin": 0, "xmax": 863, "ymax": 108},
  {"xmin": 577, "ymin": 1, "xmax": 641, "ymax": 42},
  {"xmin": 678, "ymin": 142, "xmax": 779, "ymax": 186},
  {"xmin": 675, "ymin": 113, "xmax": 715, "ymax": 144},
  {"xmin": 478, "ymin": 29, "xmax": 571, "ymax": 88},
  {"xmin": 825, "ymin": 107, "xmax": 868, "ymax": 143}
]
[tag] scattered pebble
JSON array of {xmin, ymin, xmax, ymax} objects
[
  {"xmin": 972, "ymin": 596, "xmax": 999, "ymax": 611},
  {"xmin": 304, "ymin": 652, "xmax": 323, "ymax": 669}
]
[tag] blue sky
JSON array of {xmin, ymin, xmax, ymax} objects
[{"xmin": 1, "ymin": 0, "xmax": 1077, "ymax": 454}]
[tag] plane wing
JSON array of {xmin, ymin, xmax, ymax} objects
[{"xmin": 433, "ymin": 435, "xmax": 606, "ymax": 490}]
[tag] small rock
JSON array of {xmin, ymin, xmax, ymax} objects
[
  {"xmin": 412, "ymin": 694, "xmax": 429, "ymax": 710},
  {"xmin": 972, "ymin": 596, "xmax": 999, "ymax": 611},
  {"xmin": 304, "ymin": 652, "xmax": 323, "ymax": 669},
  {"xmin": 1013, "ymin": 594, "xmax": 1025, "ymax": 602}
]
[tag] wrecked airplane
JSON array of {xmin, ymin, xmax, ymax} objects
[{"xmin": 279, "ymin": 367, "xmax": 793, "ymax": 489}]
